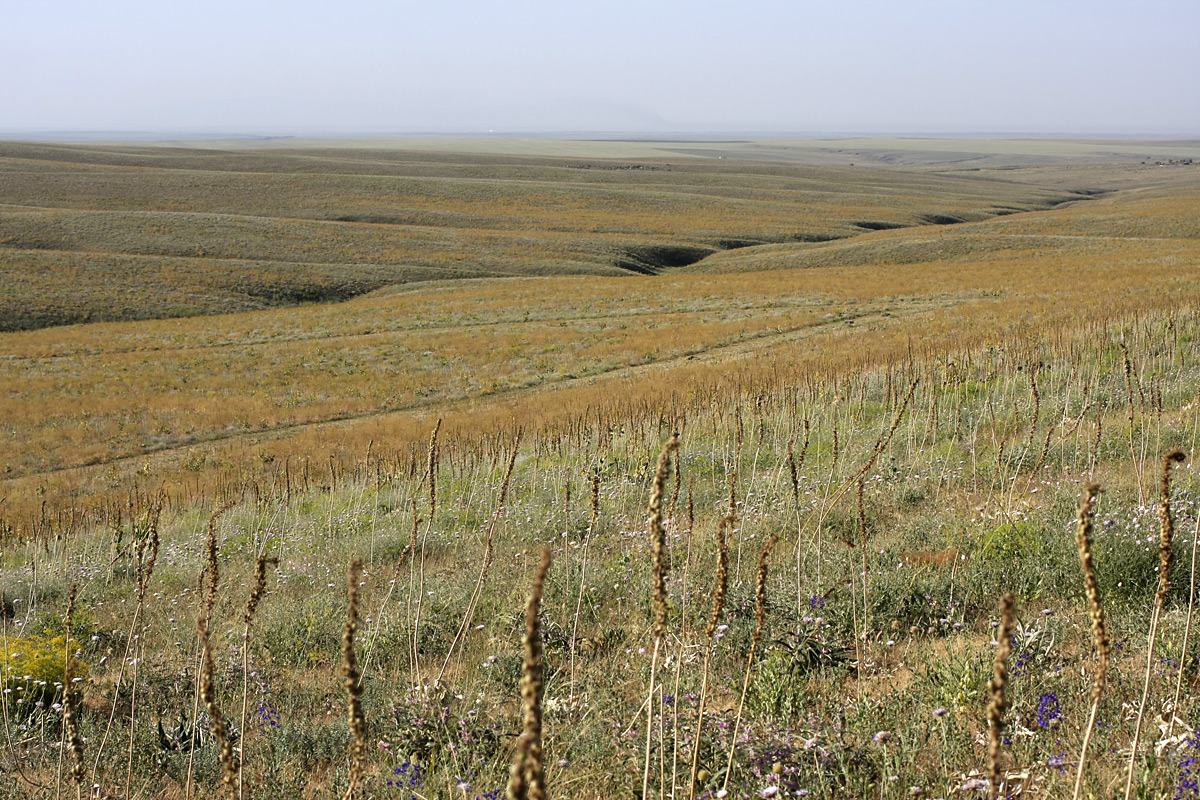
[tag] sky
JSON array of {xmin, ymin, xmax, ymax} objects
[{"xmin": 3, "ymin": 0, "xmax": 1198, "ymax": 136}]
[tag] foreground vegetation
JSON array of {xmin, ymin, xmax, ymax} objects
[
  {"xmin": 4, "ymin": 139, "xmax": 1200, "ymax": 798},
  {"xmin": 4, "ymin": 304, "xmax": 1200, "ymax": 798}
]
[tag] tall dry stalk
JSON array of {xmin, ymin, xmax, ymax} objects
[
  {"xmin": 643, "ymin": 435, "xmax": 680, "ymax": 800},
  {"xmin": 688, "ymin": 514, "xmax": 731, "ymax": 800},
  {"xmin": 1072, "ymin": 483, "xmax": 1107, "ymax": 800},
  {"xmin": 987, "ymin": 592, "xmax": 1015, "ymax": 800},
  {"xmin": 426, "ymin": 419, "xmax": 442, "ymax": 519},
  {"xmin": 199, "ymin": 617, "xmax": 237, "ymax": 794},
  {"xmin": 238, "ymin": 554, "xmax": 277, "ymax": 799},
  {"xmin": 1124, "ymin": 449, "xmax": 1187, "ymax": 800},
  {"xmin": 342, "ymin": 559, "xmax": 367, "ymax": 800},
  {"xmin": 195, "ymin": 515, "xmax": 238, "ymax": 796},
  {"xmin": 1021, "ymin": 364, "xmax": 1040, "ymax": 467},
  {"xmin": 185, "ymin": 503, "xmax": 234, "ymax": 798},
  {"xmin": 669, "ymin": 475, "xmax": 696, "ymax": 798},
  {"xmin": 507, "ymin": 548, "xmax": 551, "ymax": 800},
  {"xmin": 786, "ymin": 437, "xmax": 800, "ymax": 510},
  {"xmin": 720, "ymin": 534, "xmax": 779, "ymax": 795},
  {"xmin": 62, "ymin": 583, "xmax": 85, "ymax": 799},
  {"xmin": 856, "ymin": 477, "xmax": 870, "ymax": 638}
]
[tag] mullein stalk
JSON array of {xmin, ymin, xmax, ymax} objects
[
  {"xmin": 238, "ymin": 555, "xmax": 277, "ymax": 800},
  {"xmin": 342, "ymin": 559, "xmax": 367, "ymax": 800},
  {"xmin": 1124, "ymin": 450, "xmax": 1187, "ymax": 800},
  {"xmin": 643, "ymin": 435, "xmax": 679, "ymax": 800},
  {"xmin": 507, "ymin": 549, "xmax": 552, "ymax": 800},
  {"xmin": 987, "ymin": 592, "xmax": 1015, "ymax": 800},
  {"xmin": 1072, "ymin": 483, "xmax": 1107, "ymax": 800}
]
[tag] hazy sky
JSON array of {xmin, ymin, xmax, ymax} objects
[{"xmin": 4, "ymin": 0, "xmax": 1198, "ymax": 135}]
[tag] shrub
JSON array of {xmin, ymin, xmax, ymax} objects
[{"xmin": 0, "ymin": 633, "xmax": 87, "ymax": 714}]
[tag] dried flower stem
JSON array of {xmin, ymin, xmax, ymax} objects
[
  {"xmin": 199, "ymin": 616, "xmax": 238, "ymax": 794},
  {"xmin": 507, "ymin": 548, "xmax": 551, "ymax": 800},
  {"xmin": 238, "ymin": 554, "xmax": 277, "ymax": 800},
  {"xmin": 987, "ymin": 592, "xmax": 1015, "ymax": 800},
  {"xmin": 185, "ymin": 502, "xmax": 234, "ymax": 798},
  {"xmin": 643, "ymin": 435, "xmax": 679, "ymax": 800},
  {"xmin": 1124, "ymin": 449, "xmax": 1187, "ymax": 800},
  {"xmin": 342, "ymin": 559, "xmax": 367, "ymax": 800},
  {"xmin": 1072, "ymin": 483, "xmax": 1106, "ymax": 800},
  {"xmin": 359, "ymin": 499, "xmax": 420, "ymax": 683}
]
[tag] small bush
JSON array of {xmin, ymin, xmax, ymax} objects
[{"xmin": 0, "ymin": 633, "xmax": 87, "ymax": 714}]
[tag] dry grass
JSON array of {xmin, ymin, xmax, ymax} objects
[
  {"xmin": 2, "ymin": 299, "xmax": 1200, "ymax": 797},
  {"xmin": 0, "ymin": 140, "xmax": 1101, "ymax": 330},
  {"xmin": 6, "ymin": 141, "xmax": 1200, "ymax": 797},
  {"xmin": 3, "ymin": 170, "xmax": 1200, "ymax": 526}
]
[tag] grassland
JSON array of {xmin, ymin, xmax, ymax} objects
[
  {"xmin": 2, "ymin": 138, "xmax": 1200, "ymax": 799},
  {"xmin": 2, "ymin": 139, "xmax": 1123, "ymax": 331}
]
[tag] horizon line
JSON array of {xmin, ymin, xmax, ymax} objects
[{"xmin": 3, "ymin": 129, "xmax": 1199, "ymax": 143}]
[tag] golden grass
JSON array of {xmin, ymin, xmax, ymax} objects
[
  {"xmin": 0, "ymin": 139, "xmax": 1087, "ymax": 329},
  {"xmin": 2, "ymin": 150, "xmax": 1199, "ymax": 532}
]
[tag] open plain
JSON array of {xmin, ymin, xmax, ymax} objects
[{"xmin": 3, "ymin": 137, "xmax": 1200, "ymax": 798}]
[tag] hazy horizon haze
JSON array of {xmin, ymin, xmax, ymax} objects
[{"xmin": 4, "ymin": 0, "xmax": 1199, "ymax": 136}]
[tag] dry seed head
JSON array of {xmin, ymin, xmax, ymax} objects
[
  {"xmin": 202, "ymin": 501, "xmax": 233, "ymax": 615},
  {"xmin": 196, "ymin": 510, "xmax": 237, "ymax": 792},
  {"xmin": 648, "ymin": 435, "xmax": 680, "ymax": 640},
  {"xmin": 987, "ymin": 592, "xmax": 1016, "ymax": 800},
  {"xmin": 426, "ymin": 419, "xmax": 442, "ymax": 518},
  {"xmin": 507, "ymin": 548, "xmax": 551, "ymax": 800},
  {"xmin": 497, "ymin": 428, "xmax": 523, "ymax": 515},
  {"xmin": 1075, "ymin": 483, "xmax": 1108, "ymax": 698},
  {"xmin": 686, "ymin": 475, "xmax": 694, "ymax": 534},
  {"xmin": 244, "ymin": 555, "xmax": 278, "ymax": 629},
  {"xmin": 753, "ymin": 535, "xmax": 779, "ymax": 643},
  {"xmin": 1158, "ymin": 450, "xmax": 1188, "ymax": 603},
  {"xmin": 798, "ymin": 417, "xmax": 811, "ymax": 473},
  {"xmin": 706, "ymin": 515, "xmax": 732, "ymax": 638},
  {"xmin": 857, "ymin": 379, "xmax": 917, "ymax": 480},
  {"xmin": 342, "ymin": 559, "xmax": 367, "ymax": 800},
  {"xmin": 198, "ymin": 614, "xmax": 238, "ymax": 792},
  {"xmin": 134, "ymin": 495, "xmax": 164, "ymax": 602},
  {"xmin": 390, "ymin": 497, "xmax": 420, "ymax": 585},
  {"xmin": 483, "ymin": 430, "xmax": 523, "ymax": 591}
]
